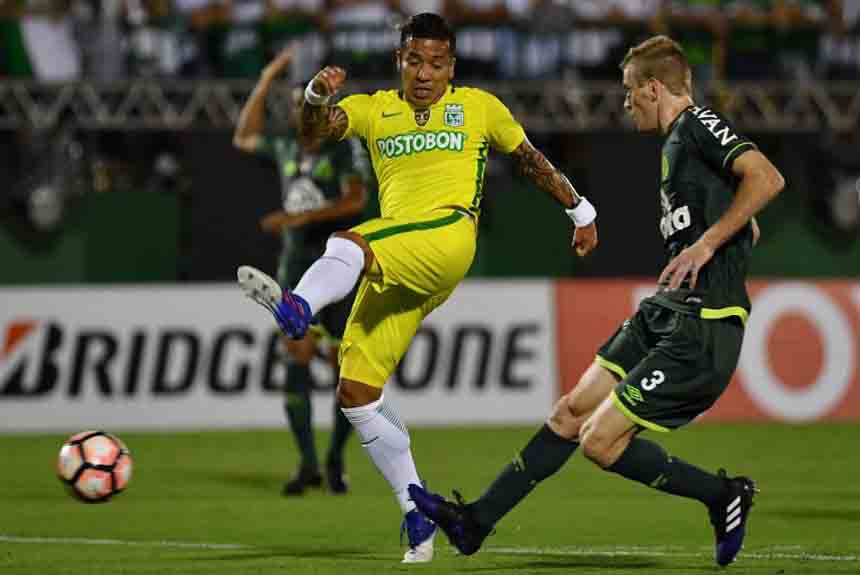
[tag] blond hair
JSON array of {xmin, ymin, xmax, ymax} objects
[{"xmin": 621, "ymin": 35, "xmax": 692, "ymax": 96}]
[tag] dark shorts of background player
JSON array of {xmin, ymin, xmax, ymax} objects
[
  {"xmin": 281, "ymin": 244, "xmax": 354, "ymax": 340},
  {"xmin": 595, "ymin": 297, "xmax": 745, "ymax": 432}
]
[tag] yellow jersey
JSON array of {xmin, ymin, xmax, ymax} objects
[{"xmin": 338, "ymin": 85, "xmax": 526, "ymax": 219}]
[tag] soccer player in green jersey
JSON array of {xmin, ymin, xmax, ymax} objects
[
  {"xmin": 410, "ymin": 35, "xmax": 784, "ymax": 568},
  {"xmin": 237, "ymin": 13, "xmax": 599, "ymax": 563},
  {"xmin": 234, "ymin": 47, "xmax": 370, "ymax": 497}
]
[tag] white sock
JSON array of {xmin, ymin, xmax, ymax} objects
[
  {"xmin": 294, "ymin": 237, "xmax": 364, "ymax": 315},
  {"xmin": 342, "ymin": 395, "xmax": 420, "ymax": 513}
]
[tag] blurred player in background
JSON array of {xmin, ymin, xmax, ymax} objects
[
  {"xmin": 237, "ymin": 12, "xmax": 598, "ymax": 563},
  {"xmin": 233, "ymin": 46, "xmax": 370, "ymax": 497},
  {"xmin": 409, "ymin": 35, "xmax": 784, "ymax": 568}
]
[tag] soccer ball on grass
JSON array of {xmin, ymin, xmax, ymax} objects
[{"xmin": 56, "ymin": 431, "xmax": 132, "ymax": 503}]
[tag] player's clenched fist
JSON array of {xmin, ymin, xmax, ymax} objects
[
  {"xmin": 573, "ymin": 222, "xmax": 598, "ymax": 257},
  {"xmin": 307, "ymin": 66, "xmax": 347, "ymax": 104},
  {"xmin": 564, "ymin": 195, "xmax": 598, "ymax": 257}
]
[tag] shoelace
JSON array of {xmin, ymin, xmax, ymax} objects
[
  {"xmin": 283, "ymin": 293, "xmax": 305, "ymax": 317},
  {"xmin": 274, "ymin": 294, "xmax": 311, "ymax": 337}
]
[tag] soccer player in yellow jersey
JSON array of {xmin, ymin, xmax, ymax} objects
[{"xmin": 237, "ymin": 12, "xmax": 598, "ymax": 563}]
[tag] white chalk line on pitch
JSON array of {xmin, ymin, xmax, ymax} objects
[
  {"xmin": 0, "ymin": 535, "xmax": 248, "ymax": 550},
  {"xmin": 487, "ymin": 545, "xmax": 860, "ymax": 562},
  {"xmin": 1, "ymin": 536, "xmax": 857, "ymax": 562}
]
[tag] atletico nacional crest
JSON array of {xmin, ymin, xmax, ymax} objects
[
  {"xmin": 414, "ymin": 109, "xmax": 430, "ymax": 126},
  {"xmin": 444, "ymin": 104, "xmax": 464, "ymax": 127}
]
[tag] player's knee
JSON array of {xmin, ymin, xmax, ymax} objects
[
  {"xmin": 335, "ymin": 382, "xmax": 354, "ymax": 407},
  {"xmin": 548, "ymin": 393, "xmax": 585, "ymax": 440},
  {"xmin": 335, "ymin": 378, "xmax": 381, "ymax": 408},
  {"xmin": 579, "ymin": 424, "xmax": 614, "ymax": 468}
]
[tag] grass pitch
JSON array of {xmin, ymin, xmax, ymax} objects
[{"xmin": 1, "ymin": 423, "xmax": 858, "ymax": 574}]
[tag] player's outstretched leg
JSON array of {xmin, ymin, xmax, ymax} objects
[
  {"xmin": 239, "ymin": 238, "xmax": 365, "ymax": 337},
  {"xmin": 600, "ymin": 436, "xmax": 757, "ymax": 567},
  {"xmin": 409, "ymin": 423, "xmax": 579, "ymax": 556},
  {"xmin": 237, "ymin": 266, "xmax": 313, "ymax": 339},
  {"xmin": 709, "ymin": 471, "xmax": 758, "ymax": 567}
]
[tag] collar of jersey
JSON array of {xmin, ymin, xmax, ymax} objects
[
  {"xmin": 397, "ymin": 84, "xmax": 455, "ymax": 109},
  {"xmin": 666, "ymin": 104, "xmax": 694, "ymax": 135}
]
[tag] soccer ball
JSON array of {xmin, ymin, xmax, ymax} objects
[{"xmin": 56, "ymin": 431, "xmax": 132, "ymax": 503}]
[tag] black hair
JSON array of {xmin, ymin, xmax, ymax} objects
[{"xmin": 400, "ymin": 12, "xmax": 456, "ymax": 54}]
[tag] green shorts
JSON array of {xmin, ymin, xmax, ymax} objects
[{"xmin": 595, "ymin": 298, "xmax": 745, "ymax": 432}]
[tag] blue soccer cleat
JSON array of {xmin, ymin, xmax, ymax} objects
[
  {"xmin": 408, "ymin": 484, "xmax": 492, "ymax": 556},
  {"xmin": 237, "ymin": 265, "xmax": 314, "ymax": 339},
  {"xmin": 709, "ymin": 471, "xmax": 758, "ymax": 567},
  {"xmin": 400, "ymin": 508, "xmax": 436, "ymax": 563}
]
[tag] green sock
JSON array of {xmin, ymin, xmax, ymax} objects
[
  {"xmin": 326, "ymin": 399, "xmax": 352, "ymax": 470},
  {"xmin": 472, "ymin": 425, "xmax": 579, "ymax": 528},
  {"xmin": 284, "ymin": 364, "xmax": 318, "ymax": 472},
  {"xmin": 607, "ymin": 437, "xmax": 727, "ymax": 508}
]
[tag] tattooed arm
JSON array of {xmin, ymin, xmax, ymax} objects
[
  {"xmin": 510, "ymin": 137, "xmax": 598, "ymax": 256},
  {"xmin": 301, "ymin": 103, "xmax": 349, "ymax": 142},
  {"xmin": 300, "ymin": 66, "xmax": 349, "ymax": 143},
  {"xmin": 509, "ymin": 137, "xmax": 582, "ymax": 209}
]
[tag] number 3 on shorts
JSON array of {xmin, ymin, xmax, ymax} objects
[{"xmin": 641, "ymin": 370, "xmax": 666, "ymax": 391}]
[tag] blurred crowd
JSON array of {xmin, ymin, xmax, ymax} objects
[{"xmin": 0, "ymin": 0, "xmax": 858, "ymax": 84}]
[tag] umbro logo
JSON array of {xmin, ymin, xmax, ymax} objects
[{"xmin": 382, "ymin": 111, "xmax": 402, "ymax": 119}]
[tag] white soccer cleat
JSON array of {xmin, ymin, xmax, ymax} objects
[
  {"xmin": 237, "ymin": 265, "xmax": 315, "ymax": 339},
  {"xmin": 401, "ymin": 508, "xmax": 437, "ymax": 563},
  {"xmin": 401, "ymin": 533, "xmax": 435, "ymax": 563},
  {"xmin": 237, "ymin": 265, "xmax": 282, "ymax": 310}
]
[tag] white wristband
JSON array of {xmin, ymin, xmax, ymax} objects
[
  {"xmin": 565, "ymin": 197, "xmax": 597, "ymax": 227},
  {"xmin": 304, "ymin": 80, "xmax": 330, "ymax": 106}
]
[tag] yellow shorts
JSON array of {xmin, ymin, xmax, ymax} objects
[{"xmin": 339, "ymin": 209, "xmax": 477, "ymax": 387}]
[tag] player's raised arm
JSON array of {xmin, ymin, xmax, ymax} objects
[
  {"xmin": 233, "ymin": 46, "xmax": 295, "ymax": 153},
  {"xmin": 509, "ymin": 137, "xmax": 598, "ymax": 257},
  {"xmin": 300, "ymin": 66, "xmax": 350, "ymax": 143}
]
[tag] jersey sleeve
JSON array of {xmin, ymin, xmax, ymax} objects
[
  {"xmin": 687, "ymin": 109, "xmax": 757, "ymax": 176},
  {"xmin": 337, "ymin": 94, "xmax": 374, "ymax": 142},
  {"xmin": 482, "ymin": 91, "xmax": 526, "ymax": 153}
]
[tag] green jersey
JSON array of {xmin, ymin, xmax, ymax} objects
[
  {"xmin": 257, "ymin": 133, "xmax": 370, "ymax": 248},
  {"xmin": 652, "ymin": 105, "xmax": 757, "ymax": 324}
]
